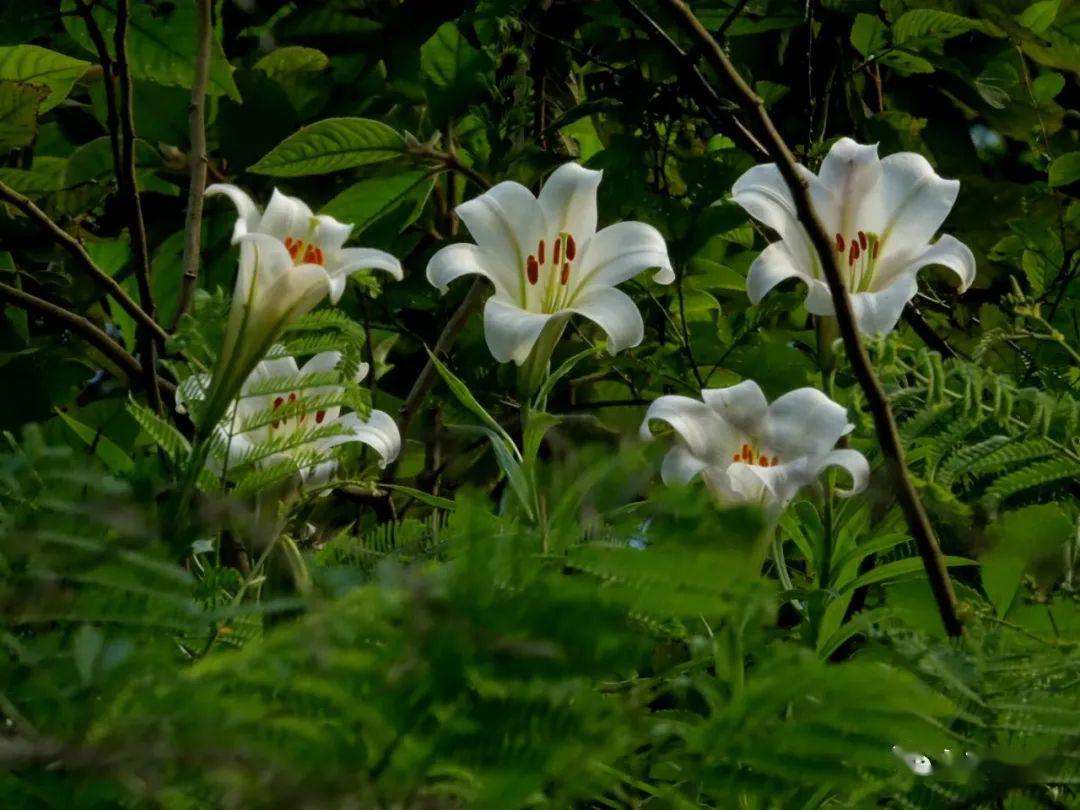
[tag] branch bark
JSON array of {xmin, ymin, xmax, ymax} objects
[
  {"xmin": 0, "ymin": 180, "xmax": 168, "ymax": 345},
  {"xmin": 172, "ymin": 0, "xmax": 213, "ymax": 330},
  {"xmin": 114, "ymin": 0, "xmax": 163, "ymax": 411},
  {"xmin": 74, "ymin": 0, "xmax": 121, "ymax": 176},
  {"xmin": 0, "ymin": 281, "xmax": 174, "ymax": 400},
  {"xmin": 642, "ymin": 0, "xmax": 964, "ymax": 636}
]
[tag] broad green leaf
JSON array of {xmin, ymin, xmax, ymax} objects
[
  {"xmin": 0, "ymin": 81, "xmax": 46, "ymax": 150},
  {"xmin": 893, "ymin": 9, "xmax": 980, "ymax": 44},
  {"xmin": 981, "ymin": 505, "xmax": 1071, "ymax": 616},
  {"xmin": 61, "ymin": 0, "xmax": 240, "ymax": 101},
  {"xmin": 54, "ymin": 408, "xmax": 136, "ymax": 475},
  {"xmin": 0, "ymin": 45, "xmax": 90, "ymax": 112},
  {"xmin": 250, "ymin": 118, "xmax": 405, "ymax": 177},
  {"xmin": 420, "ymin": 22, "xmax": 492, "ymax": 120},
  {"xmin": 254, "ymin": 46, "xmax": 329, "ymax": 80},
  {"xmin": 850, "ymin": 14, "xmax": 886, "ymax": 57},
  {"xmin": 0, "ymin": 155, "xmax": 65, "ymax": 195},
  {"xmin": 879, "ymin": 50, "xmax": 935, "ymax": 75},
  {"xmin": 321, "ymin": 169, "xmax": 436, "ymax": 235},
  {"xmin": 1031, "ymin": 71, "xmax": 1065, "ymax": 102},
  {"xmin": 1018, "ymin": 0, "xmax": 1060, "ymax": 34},
  {"xmin": 1048, "ymin": 151, "xmax": 1080, "ymax": 187}
]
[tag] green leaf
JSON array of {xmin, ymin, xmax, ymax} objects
[
  {"xmin": 1018, "ymin": 0, "xmax": 1060, "ymax": 34},
  {"xmin": 253, "ymin": 46, "xmax": 329, "ymax": 80},
  {"xmin": 420, "ymin": 22, "xmax": 492, "ymax": 120},
  {"xmin": 53, "ymin": 408, "xmax": 136, "ymax": 475},
  {"xmin": 61, "ymin": 0, "xmax": 239, "ymax": 101},
  {"xmin": 0, "ymin": 81, "xmax": 47, "ymax": 150},
  {"xmin": 1031, "ymin": 71, "xmax": 1065, "ymax": 102},
  {"xmin": 850, "ymin": 14, "xmax": 886, "ymax": 57},
  {"xmin": 893, "ymin": 9, "xmax": 980, "ymax": 44},
  {"xmin": 1048, "ymin": 151, "xmax": 1080, "ymax": 187},
  {"xmin": 321, "ymin": 169, "xmax": 436, "ymax": 234},
  {"xmin": 879, "ymin": 50, "xmax": 935, "ymax": 75},
  {"xmin": 981, "ymin": 505, "xmax": 1071, "ymax": 616},
  {"xmin": 425, "ymin": 348, "xmax": 518, "ymax": 459},
  {"xmin": 250, "ymin": 118, "xmax": 405, "ymax": 177},
  {"xmin": 839, "ymin": 555, "xmax": 977, "ymax": 594},
  {"xmin": 0, "ymin": 45, "xmax": 90, "ymax": 112},
  {"xmin": 72, "ymin": 624, "xmax": 104, "ymax": 685}
]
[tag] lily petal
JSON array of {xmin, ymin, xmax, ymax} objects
[
  {"xmin": 701, "ymin": 380, "xmax": 768, "ymax": 434},
  {"xmin": 537, "ymin": 162, "xmax": 602, "ymax": 240},
  {"xmin": 745, "ymin": 240, "xmax": 810, "ymax": 304},
  {"xmin": 763, "ymin": 387, "xmax": 853, "ymax": 459},
  {"xmin": 877, "ymin": 233, "xmax": 976, "ymax": 294},
  {"xmin": 818, "ymin": 138, "xmax": 881, "ymax": 234},
  {"xmin": 574, "ymin": 221, "xmax": 674, "ymax": 292},
  {"xmin": 870, "ymin": 153, "xmax": 959, "ymax": 249},
  {"xmin": 483, "ymin": 298, "xmax": 559, "ymax": 365},
  {"xmin": 427, "ymin": 242, "xmax": 518, "ymax": 300},
  {"xmin": 327, "ymin": 247, "xmax": 403, "ymax": 302},
  {"xmin": 566, "ymin": 286, "xmax": 644, "ymax": 355},
  {"xmin": 259, "ymin": 188, "xmax": 316, "ymax": 240},
  {"xmin": 313, "ymin": 214, "xmax": 353, "ymax": 254},
  {"xmin": 660, "ymin": 444, "xmax": 710, "ymax": 486},
  {"xmin": 728, "ymin": 456, "xmax": 818, "ymax": 511},
  {"xmin": 822, "ymin": 448, "xmax": 870, "ymax": 497},
  {"xmin": 327, "ymin": 409, "xmax": 402, "ymax": 467},
  {"xmin": 455, "ymin": 180, "xmax": 546, "ymax": 279},
  {"xmin": 849, "ymin": 273, "xmax": 919, "ymax": 336},
  {"xmin": 205, "ymin": 183, "xmax": 260, "ymax": 242},
  {"xmin": 640, "ymin": 394, "xmax": 732, "ymax": 460}
]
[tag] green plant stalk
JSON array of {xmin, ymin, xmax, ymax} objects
[
  {"xmin": 817, "ymin": 315, "xmax": 838, "ymax": 589},
  {"xmin": 518, "ymin": 317, "xmax": 568, "ymax": 401}
]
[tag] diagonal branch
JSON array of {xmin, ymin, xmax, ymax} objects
[
  {"xmin": 0, "ymin": 281, "xmax": 174, "ymax": 399},
  {"xmin": 612, "ymin": 0, "xmax": 767, "ymax": 159},
  {"xmin": 640, "ymin": 0, "xmax": 964, "ymax": 636},
  {"xmin": 114, "ymin": 0, "xmax": 163, "ymax": 411},
  {"xmin": 0, "ymin": 180, "xmax": 168, "ymax": 345},
  {"xmin": 74, "ymin": 0, "xmax": 121, "ymax": 176},
  {"xmin": 172, "ymin": 0, "xmax": 213, "ymax": 330}
]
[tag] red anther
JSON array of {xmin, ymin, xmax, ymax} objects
[
  {"xmin": 835, "ymin": 233, "xmax": 845, "ymax": 252},
  {"xmin": 273, "ymin": 396, "xmax": 284, "ymax": 409},
  {"xmin": 759, "ymin": 456, "xmax": 769, "ymax": 467},
  {"xmin": 732, "ymin": 452, "xmax": 740, "ymax": 462},
  {"xmin": 565, "ymin": 233, "xmax": 576, "ymax": 261},
  {"xmin": 858, "ymin": 230, "xmax": 867, "ymax": 250},
  {"xmin": 742, "ymin": 444, "xmax": 751, "ymax": 461},
  {"xmin": 872, "ymin": 241, "xmax": 880, "ymax": 259},
  {"xmin": 849, "ymin": 242, "xmax": 860, "ymax": 266},
  {"xmin": 537, "ymin": 240, "xmax": 545, "ymax": 264},
  {"xmin": 315, "ymin": 410, "xmax": 326, "ymax": 424},
  {"xmin": 526, "ymin": 255, "xmax": 539, "ymax": 285},
  {"xmin": 553, "ymin": 238, "xmax": 562, "ymax": 265},
  {"xmin": 560, "ymin": 261, "xmax": 570, "ymax": 285},
  {"xmin": 771, "ymin": 456, "xmax": 779, "ymax": 466}
]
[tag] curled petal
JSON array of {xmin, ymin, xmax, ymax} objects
[
  {"xmin": 327, "ymin": 247, "xmax": 403, "ymax": 302},
  {"xmin": 660, "ymin": 445, "xmax": 710, "ymax": 486},
  {"xmin": 205, "ymin": 183, "xmax": 260, "ymax": 242},
  {"xmin": 455, "ymin": 180, "xmax": 545, "ymax": 278},
  {"xmin": 640, "ymin": 394, "xmax": 731, "ymax": 459},
  {"xmin": 763, "ymin": 387, "xmax": 853, "ymax": 459},
  {"xmin": 537, "ymin": 162, "xmax": 602, "ymax": 241},
  {"xmin": 483, "ymin": 298, "xmax": 559, "ymax": 365},
  {"xmin": 745, "ymin": 240, "xmax": 811, "ymax": 305},
  {"xmin": 803, "ymin": 278, "xmax": 836, "ymax": 316},
  {"xmin": 701, "ymin": 380, "xmax": 768, "ymax": 434},
  {"xmin": 327, "ymin": 409, "xmax": 402, "ymax": 467},
  {"xmin": 848, "ymin": 274, "xmax": 919, "ymax": 336},
  {"xmin": 427, "ymin": 242, "xmax": 515, "ymax": 299},
  {"xmin": 313, "ymin": 214, "xmax": 353, "ymax": 254},
  {"xmin": 566, "ymin": 286, "xmax": 644, "ymax": 355},
  {"xmin": 301, "ymin": 460, "xmax": 339, "ymax": 488},
  {"xmin": 817, "ymin": 138, "xmax": 881, "ymax": 233},
  {"xmin": 871, "ymin": 153, "xmax": 959, "ymax": 249},
  {"xmin": 259, "ymin": 188, "xmax": 316, "ymax": 240},
  {"xmin": 882, "ymin": 234, "xmax": 976, "ymax": 294},
  {"xmin": 574, "ymin": 221, "xmax": 674, "ymax": 291},
  {"xmin": 733, "ymin": 163, "xmax": 832, "ymax": 242},
  {"xmin": 823, "ymin": 448, "xmax": 870, "ymax": 497}
]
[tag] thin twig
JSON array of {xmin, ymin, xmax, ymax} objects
[
  {"xmin": 646, "ymin": 0, "xmax": 964, "ymax": 636},
  {"xmin": 74, "ymin": 0, "xmax": 121, "ymax": 175},
  {"xmin": 114, "ymin": 0, "xmax": 163, "ymax": 411},
  {"xmin": 172, "ymin": 0, "xmax": 213, "ymax": 330},
  {"xmin": 0, "ymin": 281, "xmax": 175, "ymax": 399},
  {"xmin": 716, "ymin": 0, "xmax": 752, "ymax": 39},
  {"xmin": 612, "ymin": 0, "xmax": 768, "ymax": 159},
  {"xmin": 0, "ymin": 180, "xmax": 168, "ymax": 344}
]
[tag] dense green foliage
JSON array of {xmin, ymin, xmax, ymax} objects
[{"xmin": 0, "ymin": 0, "xmax": 1078, "ymax": 807}]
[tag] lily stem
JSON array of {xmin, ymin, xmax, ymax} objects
[{"xmin": 816, "ymin": 315, "xmax": 837, "ymax": 589}]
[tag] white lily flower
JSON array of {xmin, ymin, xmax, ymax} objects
[
  {"xmin": 640, "ymin": 381, "xmax": 869, "ymax": 514},
  {"xmin": 426, "ymin": 162, "xmax": 674, "ymax": 364},
  {"xmin": 200, "ymin": 185, "xmax": 403, "ymax": 431},
  {"xmin": 732, "ymin": 138, "xmax": 975, "ymax": 335},
  {"xmin": 177, "ymin": 349, "xmax": 401, "ymax": 488}
]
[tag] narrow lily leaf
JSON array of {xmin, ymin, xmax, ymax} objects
[
  {"xmin": 426, "ymin": 348, "xmax": 520, "ymax": 460},
  {"xmin": 839, "ymin": 556, "xmax": 977, "ymax": 595},
  {"xmin": 532, "ymin": 346, "xmax": 598, "ymax": 409},
  {"xmin": 447, "ymin": 423, "xmax": 533, "ymax": 519},
  {"xmin": 381, "ymin": 482, "xmax": 457, "ymax": 512},
  {"xmin": 250, "ymin": 118, "xmax": 406, "ymax": 177}
]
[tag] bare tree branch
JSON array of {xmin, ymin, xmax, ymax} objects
[
  {"xmin": 0, "ymin": 180, "xmax": 168, "ymax": 346},
  {"xmin": 172, "ymin": 0, "xmax": 213, "ymax": 330},
  {"xmin": 639, "ymin": 0, "xmax": 964, "ymax": 636},
  {"xmin": 113, "ymin": 0, "xmax": 163, "ymax": 411}
]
